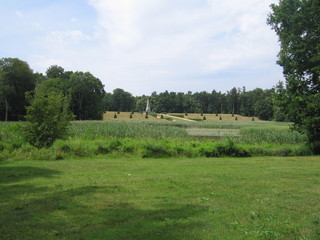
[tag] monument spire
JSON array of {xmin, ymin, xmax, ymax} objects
[{"xmin": 145, "ymin": 98, "xmax": 151, "ymax": 114}]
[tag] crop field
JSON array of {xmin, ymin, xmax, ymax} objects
[
  {"xmin": 103, "ymin": 112, "xmax": 164, "ymax": 121},
  {"xmin": 1, "ymin": 156, "xmax": 319, "ymax": 240},
  {"xmin": 0, "ymin": 118, "xmax": 310, "ymax": 161},
  {"xmin": 103, "ymin": 112, "xmax": 260, "ymax": 122},
  {"xmin": 176, "ymin": 113, "xmax": 261, "ymax": 122}
]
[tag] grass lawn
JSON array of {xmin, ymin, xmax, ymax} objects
[{"xmin": 1, "ymin": 156, "xmax": 320, "ymax": 240}]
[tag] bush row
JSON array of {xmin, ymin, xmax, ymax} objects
[{"xmin": 0, "ymin": 138, "xmax": 312, "ymax": 161}]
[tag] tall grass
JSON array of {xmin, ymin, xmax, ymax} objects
[
  {"xmin": 0, "ymin": 120, "xmax": 311, "ymax": 160},
  {"xmin": 237, "ymin": 127, "xmax": 306, "ymax": 144},
  {"xmin": 68, "ymin": 121, "xmax": 189, "ymax": 140},
  {"xmin": 139, "ymin": 120, "xmax": 293, "ymax": 129},
  {"xmin": 0, "ymin": 122, "xmax": 25, "ymax": 153}
]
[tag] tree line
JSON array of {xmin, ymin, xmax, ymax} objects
[
  {"xmin": 0, "ymin": 59, "xmax": 105, "ymax": 121},
  {"xmin": 107, "ymin": 87, "xmax": 280, "ymax": 121},
  {"xmin": 0, "ymin": 57, "xmax": 286, "ymax": 122}
]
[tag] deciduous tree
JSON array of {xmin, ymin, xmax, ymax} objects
[
  {"xmin": 268, "ymin": 0, "xmax": 320, "ymax": 152},
  {"xmin": 0, "ymin": 58, "xmax": 35, "ymax": 121},
  {"xmin": 68, "ymin": 72, "xmax": 105, "ymax": 120}
]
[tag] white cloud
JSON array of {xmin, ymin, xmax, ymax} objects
[
  {"xmin": 84, "ymin": 0, "xmax": 281, "ymax": 94},
  {"xmin": 26, "ymin": 0, "xmax": 281, "ymax": 95}
]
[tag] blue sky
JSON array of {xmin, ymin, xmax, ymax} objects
[{"xmin": 0, "ymin": 0, "xmax": 282, "ymax": 96}]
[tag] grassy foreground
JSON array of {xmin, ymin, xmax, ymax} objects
[{"xmin": 1, "ymin": 156, "xmax": 319, "ymax": 240}]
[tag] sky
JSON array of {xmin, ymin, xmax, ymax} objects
[{"xmin": 0, "ymin": 0, "xmax": 283, "ymax": 96}]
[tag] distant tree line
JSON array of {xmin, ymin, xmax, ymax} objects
[
  {"xmin": 106, "ymin": 87, "xmax": 285, "ymax": 121},
  {"xmin": 0, "ymin": 57, "xmax": 285, "ymax": 122},
  {"xmin": 0, "ymin": 57, "xmax": 287, "ymax": 122}
]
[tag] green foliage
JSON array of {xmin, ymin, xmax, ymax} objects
[
  {"xmin": 23, "ymin": 90, "xmax": 73, "ymax": 148},
  {"xmin": 67, "ymin": 72, "xmax": 105, "ymax": 120},
  {"xmin": 199, "ymin": 138, "xmax": 251, "ymax": 157},
  {"xmin": 68, "ymin": 121, "xmax": 189, "ymax": 140},
  {"xmin": 237, "ymin": 127, "xmax": 306, "ymax": 145},
  {"xmin": 46, "ymin": 65, "xmax": 64, "ymax": 79},
  {"xmin": 0, "ymin": 58, "xmax": 35, "ymax": 121},
  {"xmin": 0, "ymin": 121, "xmax": 311, "ymax": 160},
  {"xmin": 108, "ymin": 88, "xmax": 136, "ymax": 112},
  {"xmin": 0, "ymin": 122, "xmax": 25, "ymax": 155},
  {"xmin": 268, "ymin": 0, "xmax": 320, "ymax": 153}
]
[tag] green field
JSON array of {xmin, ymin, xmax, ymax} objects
[
  {"xmin": 0, "ymin": 120, "xmax": 311, "ymax": 160},
  {"xmin": 0, "ymin": 120, "xmax": 319, "ymax": 239},
  {"xmin": 1, "ymin": 156, "xmax": 319, "ymax": 240}
]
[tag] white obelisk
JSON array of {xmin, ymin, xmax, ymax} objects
[{"xmin": 145, "ymin": 98, "xmax": 151, "ymax": 114}]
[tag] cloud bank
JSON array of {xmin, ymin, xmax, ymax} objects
[{"xmin": 2, "ymin": 0, "xmax": 282, "ymax": 95}]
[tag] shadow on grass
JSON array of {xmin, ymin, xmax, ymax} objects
[
  {"xmin": 0, "ymin": 166, "xmax": 61, "ymax": 184},
  {"xmin": 1, "ymin": 182, "xmax": 208, "ymax": 240}
]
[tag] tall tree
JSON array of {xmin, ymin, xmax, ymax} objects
[
  {"xmin": 68, "ymin": 72, "xmax": 105, "ymax": 120},
  {"xmin": 268, "ymin": 0, "xmax": 320, "ymax": 152},
  {"xmin": 46, "ymin": 65, "xmax": 64, "ymax": 79},
  {"xmin": 0, "ymin": 58, "xmax": 35, "ymax": 121},
  {"xmin": 273, "ymin": 81, "xmax": 290, "ymax": 121},
  {"xmin": 110, "ymin": 88, "xmax": 135, "ymax": 112}
]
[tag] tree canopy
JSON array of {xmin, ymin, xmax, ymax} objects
[
  {"xmin": 46, "ymin": 65, "xmax": 65, "ymax": 79},
  {"xmin": 0, "ymin": 58, "xmax": 35, "ymax": 121},
  {"xmin": 67, "ymin": 71, "xmax": 106, "ymax": 120},
  {"xmin": 268, "ymin": 0, "xmax": 320, "ymax": 152}
]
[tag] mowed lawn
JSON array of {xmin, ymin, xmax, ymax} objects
[{"xmin": 1, "ymin": 157, "xmax": 319, "ymax": 240}]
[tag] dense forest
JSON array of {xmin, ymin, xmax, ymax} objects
[
  {"xmin": 0, "ymin": 58, "xmax": 286, "ymax": 122},
  {"xmin": 107, "ymin": 87, "xmax": 283, "ymax": 121}
]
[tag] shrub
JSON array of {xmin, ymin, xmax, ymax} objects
[
  {"xmin": 23, "ymin": 90, "xmax": 73, "ymax": 148},
  {"xmin": 216, "ymin": 139, "xmax": 251, "ymax": 157},
  {"xmin": 142, "ymin": 141, "xmax": 175, "ymax": 158}
]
